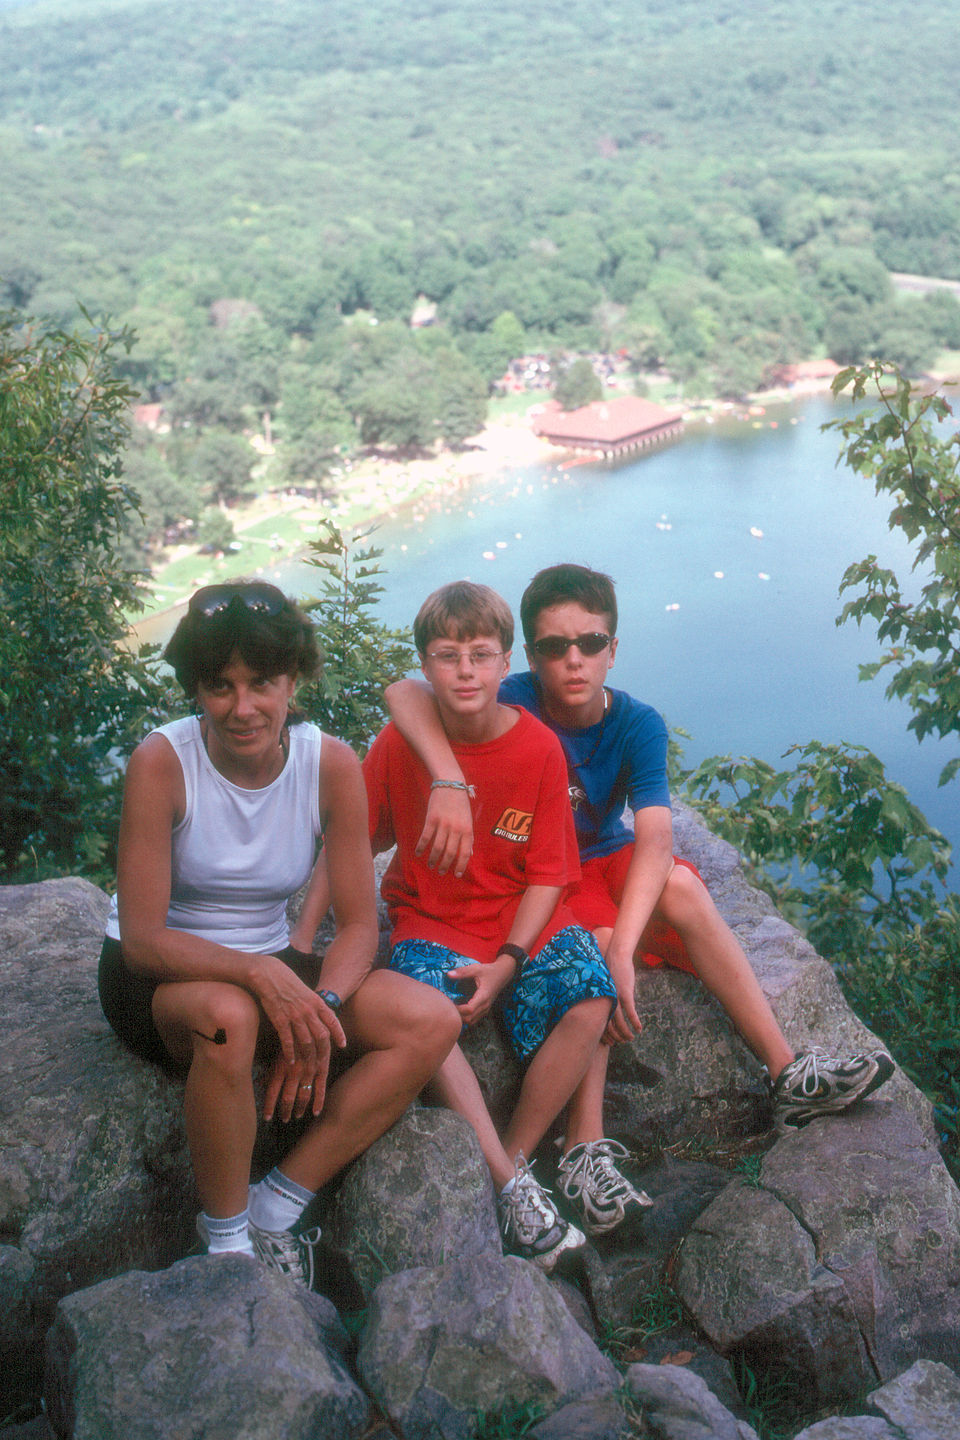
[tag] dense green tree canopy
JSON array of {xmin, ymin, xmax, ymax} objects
[
  {"xmin": 3, "ymin": 0, "xmax": 959, "ymax": 556},
  {"xmin": 554, "ymin": 358, "xmax": 603, "ymax": 411},
  {"xmin": 0, "ymin": 310, "xmax": 164, "ymax": 876},
  {"xmin": 2, "ymin": 0, "xmax": 957, "ymax": 391}
]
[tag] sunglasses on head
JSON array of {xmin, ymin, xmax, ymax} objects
[
  {"xmin": 188, "ymin": 582, "xmax": 287, "ymax": 619},
  {"xmin": 530, "ymin": 632, "xmax": 611, "ymax": 660}
]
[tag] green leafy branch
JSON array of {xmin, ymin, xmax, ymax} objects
[
  {"xmin": 296, "ymin": 518, "xmax": 416, "ymax": 755},
  {"xmin": 679, "ymin": 740, "xmax": 950, "ymax": 956},
  {"xmin": 826, "ymin": 362, "xmax": 960, "ymax": 785}
]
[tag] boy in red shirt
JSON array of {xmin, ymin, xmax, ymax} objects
[{"xmin": 363, "ymin": 580, "xmax": 625, "ymax": 1272}]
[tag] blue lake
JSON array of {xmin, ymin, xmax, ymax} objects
[{"xmin": 170, "ymin": 396, "xmax": 960, "ymax": 869}]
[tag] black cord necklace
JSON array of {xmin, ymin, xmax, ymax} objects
[{"xmin": 569, "ymin": 688, "xmax": 609, "ymax": 769}]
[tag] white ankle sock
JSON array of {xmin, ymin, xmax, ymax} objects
[
  {"xmin": 200, "ymin": 1208, "xmax": 255, "ymax": 1256},
  {"xmin": 248, "ymin": 1168, "xmax": 314, "ymax": 1233}
]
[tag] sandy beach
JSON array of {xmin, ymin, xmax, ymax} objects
[
  {"xmin": 136, "ymin": 384, "xmax": 839, "ymax": 626},
  {"xmin": 137, "ymin": 414, "xmax": 566, "ymax": 623}
]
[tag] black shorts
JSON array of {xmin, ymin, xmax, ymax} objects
[{"xmin": 98, "ymin": 937, "xmax": 322, "ymax": 1072}]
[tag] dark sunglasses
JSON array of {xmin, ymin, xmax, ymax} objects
[
  {"xmin": 188, "ymin": 582, "xmax": 287, "ymax": 619},
  {"xmin": 530, "ymin": 632, "xmax": 611, "ymax": 659}
]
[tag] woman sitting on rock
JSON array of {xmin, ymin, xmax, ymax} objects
[{"xmin": 99, "ymin": 580, "xmax": 460, "ymax": 1285}]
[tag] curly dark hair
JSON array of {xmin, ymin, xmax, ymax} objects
[{"xmin": 164, "ymin": 582, "xmax": 322, "ymax": 708}]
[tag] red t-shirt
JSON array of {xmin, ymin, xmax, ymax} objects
[{"xmin": 363, "ymin": 707, "xmax": 581, "ymax": 963}]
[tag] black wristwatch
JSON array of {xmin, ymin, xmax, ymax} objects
[
  {"xmin": 318, "ymin": 988, "xmax": 342, "ymax": 1013},
  {"xmin": 497, "ymin": 943, "xmax": 529, "ymax": 969}
]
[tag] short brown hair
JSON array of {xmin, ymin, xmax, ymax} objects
[
  {"xmin": 413, "ymin": 581, "xmax": 514, "ymax": 656},
  {"xmin": 519, "ymin": 564, "xmax": 617, "ymax": 644}
]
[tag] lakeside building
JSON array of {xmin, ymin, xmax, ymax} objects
[{"xmin": 531, "ymin": 395, "xmax": 684, "ymax": 458}]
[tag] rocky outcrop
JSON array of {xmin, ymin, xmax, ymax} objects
[
  {"xmin": 2, "ymin": 802, "xmax": 958, "ymax": 1439},
  {"xmin": 44, "ymin": 1255, "xmax": 373, "ymax": 1440},
  {"xmin": 358, "ymin": 1254, "xmax": 620, "ymax": 1440},
  {"xmin": 326, "ymin": 1106, "xmax": 500, "ymax": 1300},
  {"xmin": 791, "ymin": 1360, "xmax": 960, "ymax": 1439},
  {"xmin": 0, "ymin": 879, "xmax": 193, "ymax": 1411}
]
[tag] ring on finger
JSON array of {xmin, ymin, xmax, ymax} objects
[{"xmin": 298, "ymin": 1083, "xmax": 313, "ymax": 1092}]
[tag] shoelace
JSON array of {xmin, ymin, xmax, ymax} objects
[
  {"xmin": 563, "ymin": 1140, "xmax": 635, "ymax": 1202},
  {"xmin": 252, "ymin": 1224, "xmax": 321, "ymax": 1285},
  {"xmin": 503, "ymin": 1156, "xmax": 558, "ymax": 1239},
  {"xmin": 781, "ymin": 1048, "xmax": 859, "ymax": 1097}
]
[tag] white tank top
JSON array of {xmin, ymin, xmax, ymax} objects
[{"xmin": 106, "ymin": 715, "xmax": 323, "ymax": 953}]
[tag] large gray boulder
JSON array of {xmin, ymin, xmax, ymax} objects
[
  {"xmin": 792, "ymin": 1359, "xmax": 960, "ymax": 1439},
  {"xmin": 674, "ymin": 1179, "xmax": 876, "ymax": 1408},
  {"xmin": 357, "ymin": 1252, "xmax": 621, "ymax": 1440},
  {"xmin": 0, "ymin": 879, "xmax": 193, "ymax": 1410},
  {"xmin": 674, "ymin": 1104, "xmax": 960, "ymax": 1405},
  {"xmin": 326, "ymin": 1106, "xmax": 501, "ymax": 1300},
  {"xmin": 760, "ymin": 1108, "xmax": 960, "ymax": 1379},
  {"xmin": 863, "ymin": 1358, "xmax": 960, "ymax": 1439},
  {"xmin": 623, "ymin": 1363, "xmax": 760, "ymax": 1440},
  {"xmin": 43, "ymin": 1254, "xmax": 372, "ymax": 1440}
]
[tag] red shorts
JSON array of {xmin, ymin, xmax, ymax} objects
[{"xmin": 567, "ymin": 846, "xmax": 699, "ymax": 975}]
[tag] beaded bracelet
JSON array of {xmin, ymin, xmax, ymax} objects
[{"xmin": 430, "ymin": 779, "xmax": 476, "ymax": 797}]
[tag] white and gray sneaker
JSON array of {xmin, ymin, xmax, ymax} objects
[
  {"xmin": 497, "ymin": 1156, "xmax": 585, "ymax": 1273},
  {"xmin": 556, "ymin": 1139, "xmax": 654, "ymax": 1237},
  {"xmin": 772, "ymin": 1047, "xmax": 894, "ymax": 1130},
  {"xmin": 248, "ymin": 1220, "xmax": 322, "ymax": 1288}
]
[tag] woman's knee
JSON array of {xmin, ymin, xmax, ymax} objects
[
  {"xmin": 347, "ymin": 969, "xmax": 461, "ymax": 1058},
  {"xmin": 153, "ymin": 981, "xmax": 261, "ymax": 1066}
]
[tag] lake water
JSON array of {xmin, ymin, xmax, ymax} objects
[{"xmin": 150, "ymin": 396, "xmax": 960, "ymax": 868}]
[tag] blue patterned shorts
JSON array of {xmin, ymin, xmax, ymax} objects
[{"xmin": 389, "ymin": 926, "xmax": 615, "ymax": 1064}]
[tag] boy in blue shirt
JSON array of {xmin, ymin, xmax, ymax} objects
[{"xmin": 386, "ymin": 563, "xmax": 894, "ymax": 1239}]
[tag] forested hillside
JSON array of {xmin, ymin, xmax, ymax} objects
[{"xmin": 4, "ymin": 0, "xmax": 960, "ymax": 548}]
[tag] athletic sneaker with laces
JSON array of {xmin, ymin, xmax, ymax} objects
[
  {"xmin": 497, "ymin": 1156, "xmax": 585, "ymax": 1273},
  {"xmin": 248, "ymin": 1220, "xmax": 322, "ymax": 1288},
  {"xmin": 556, "ymin": 1138, "xmax": 654, "ymax": 1237},
  {"xmin": 772, "ymin": 1047, "xmax": 894, "ymax": 1130}
]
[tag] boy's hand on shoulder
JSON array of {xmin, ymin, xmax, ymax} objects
[
  {"xmin": 416, "ymin": 786, "xmax": 474, "ymax": 877},
  {"xmin": 446, "ymin": 956, "xmax": 512, "ymax": 1025},
  {"xmin": 603, "ymin": 952, "xmax": 644, "ymax": 1045}
]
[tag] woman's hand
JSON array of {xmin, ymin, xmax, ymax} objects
[
  {"xmin": 252, "ymin": 955, "xmax": 345, "ymax": 1067},
  {"xmin": 261, "ymin": 985, "xmax": 345, "ymax": 1121},
  {"xmin": 447, "ymin": 955, "xmax": 515, "ymax": 1027},
  {"xmin": 415, "ymin": 786, "xmax": 474, "ymax": 877},
  {"xmin": 263, "ymin": 1052, "xmax": 326, "ymax": 1123}
]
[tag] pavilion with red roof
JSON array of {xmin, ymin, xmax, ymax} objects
[{"xmin": 531, "ymin": 395, "xmax": 683, "ymax": 458}]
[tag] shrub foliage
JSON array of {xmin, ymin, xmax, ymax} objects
[{"xmin": 0, "ymin": 311, "xmax": 166, "ymax": 879}]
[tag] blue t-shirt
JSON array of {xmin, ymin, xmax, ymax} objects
[{"xmin": 499, "ymin": 673, "xmax": 670, "ymax": 861}]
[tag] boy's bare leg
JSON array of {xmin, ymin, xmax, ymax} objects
[
  {"xmin": 657, "ymin": 865, "xmax": 794, "ymax": 1079},
  {"xmin": 428, "ymin": 1044, "xmax": 516, "ymax": 1190},
  {"xmin": 563, "ymin": 1042, "xmax": 612, "ymax": 1150},
  {"xmin": 502, "ymin": 997, "xmax": 610, "ymax": 1162},
  {"xmin": 563, "ymin": 867, "xmax": 797, "ymax": 1149},
  {"xmin": 280, "ymin": 970, "xmax": 462, "ymax": 1191}
]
